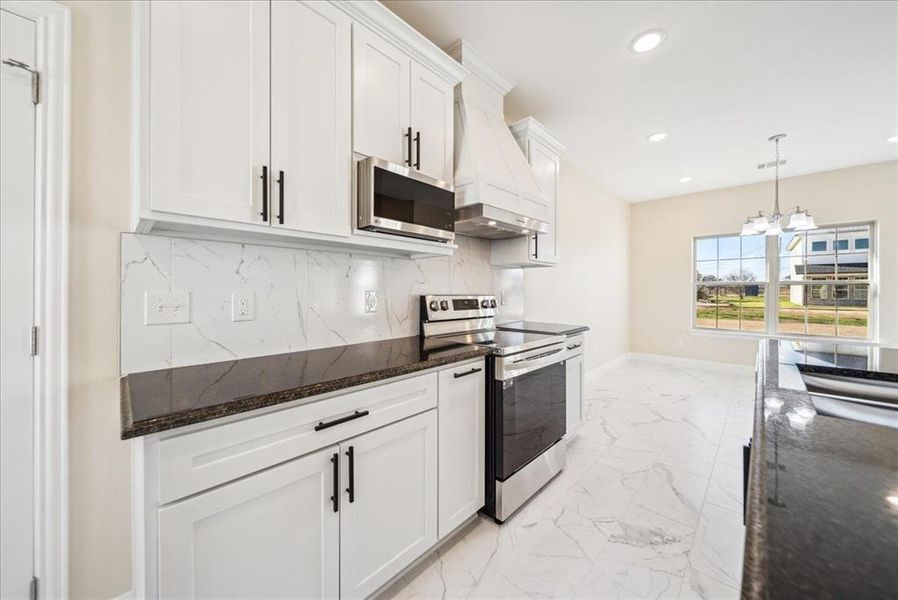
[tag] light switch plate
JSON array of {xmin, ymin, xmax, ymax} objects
[
  {"xmin": 145, "ymin": 291, "xmax": 189, "ymax": 325},
  {"xmin": 231, "ymin": 291, "xmax": 255, "ymax": 322},
  {"xmin": 365, "ymin": 290, "xmax": 378, "ymax": 313}
]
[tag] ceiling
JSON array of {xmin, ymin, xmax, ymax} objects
[{"xmin": 383, "ymin": 1, "xmax": 898, "ymax": 202}]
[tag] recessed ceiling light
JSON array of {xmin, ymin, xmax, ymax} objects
[
  {"xmin": 888, "ymin": 135, "xmax": 898, "ymax": 143},
  {"xmin": 647, "ymin": 132, "xmax": 668, "ymax": 142},
  {"xmin": 631, "ymin": 30, "xmax": 666, "ymax": 53},
  {"xmin": 678, "ymin": 176, "xmax": 693, "ymax": 183}
]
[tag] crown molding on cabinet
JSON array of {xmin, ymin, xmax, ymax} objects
[
  {"xmin": 446, "ymin": 39, "xmax": 515, "ymax": 97},
  {"xmin": 334, "ymin": 1, "xmax": 469, "ymax": 85},
  {"xmin": 509, "ymin": 117, "xmax": 566, "ymax": 157}
]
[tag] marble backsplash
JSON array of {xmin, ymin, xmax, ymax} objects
[{"xmin": 120, "ymin": 233, "xmax": 524, "ymax": 374}]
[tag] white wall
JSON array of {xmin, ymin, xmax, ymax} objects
[
  {"xmin": 630, "ymin": 161, "xmax": 898, "ymax": 365},
  {"xmin": 523, "ymin": 159, "xmax": 631, "ymax": 370},
  {"xmin": 63, "ymin": 1, "xmax": 132, "ymax": 597}
]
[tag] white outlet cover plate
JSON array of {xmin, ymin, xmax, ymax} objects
[
  {"xmin": 365, "ymin": 290, "xmax": 377, "ymax": 313},
  {"xmin": 231, "ymin": 291, "xmax": 255, "ymax": 322},
  {"xmin": 145, "ymin": 290, "xmax": 190, "ymax": 325}
]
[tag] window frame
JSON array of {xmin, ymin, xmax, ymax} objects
[{"xmin": 691, "ymin": 221, "xmax": 877, "ymax": 342}]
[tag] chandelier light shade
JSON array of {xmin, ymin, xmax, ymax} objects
[{"xmin": 740, "ymin": 134, "xmax": 817, "ymax": 236}]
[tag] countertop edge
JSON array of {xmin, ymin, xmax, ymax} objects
[
  {"xmin": 741, "ymin": 347, "xmax": 769, "ymax": 600},
  {"xmin": 120, "ymin": 347, "xmax": 489, "ymax": 440}
]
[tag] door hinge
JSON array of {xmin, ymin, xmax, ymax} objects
[
  {"xmin": 29, "ymin": 576, "xmax": 38, "ymax": 600},
  {"xmin": 1, "ymin": 58, "xmax": 40, "ymax": 104},
  {"xmin": 30, "ymin": 326, "xmax": 38, "ymax": 356}
]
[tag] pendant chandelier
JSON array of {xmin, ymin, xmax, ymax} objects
[{"xmin": 740, "ymin": 134, "xmax": 817, "ymax": 236}]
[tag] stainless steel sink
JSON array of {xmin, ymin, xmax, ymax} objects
[{"xmin": 797, "ymin": 368, "xmax": 898, "ymax": 430}]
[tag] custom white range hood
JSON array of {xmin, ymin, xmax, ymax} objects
[{"xmin": 449, "ymin": 41, "xmax": 550, "ymax": 240}]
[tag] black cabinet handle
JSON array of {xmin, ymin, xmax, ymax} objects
[
  {"xmin": 453, "ymin": 367, "xmax": 482, "ymax": 379},
  {"xmin": 260, "ymin": 165, "xmax": 269, "ymax": 222},
  {"xmin": 405, "ymin": 127, "xmax": 412, "ymax": 166},
  {"xmin": 567, "ymin": 343, "xmax": 582, "ymax": 350},
  {"xmin": 345, "ymin": 446, "xmax": 355, "ymax": 503},
  {"xmin": 532, "ymin": 233, "xmax": 539, "ymax": 259},
  {"xmin": 742, "ymin": 439, "xmax": 752, "ymax": 525},
  {"xmin": 276, "ymin": 170, "xmax": 285, "ymax": 225},
  {"xmin": 414, "ymin": 131, "xmax": 421, "ymax": 169},
  {"xmin": 330, "ymin": 452, "xmax": 339, "ymax": 513},
  {"xmin": 314, "ymin": 410, "xmax": 370, "ymax": 432}
]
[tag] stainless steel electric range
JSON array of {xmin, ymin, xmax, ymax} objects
[{"xmin": 420, "ymin": 294, "xmax": 567, "ymax": 523}]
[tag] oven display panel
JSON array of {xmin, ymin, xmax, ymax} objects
[{"xmin": 453, "ymin": 298, "xmax": 481, "ymax": 310}]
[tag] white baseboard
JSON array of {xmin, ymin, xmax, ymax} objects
[
  {"xmin": 626, "ymin": 352, "xmax": 754, "ymax": 374},
  {"xmin": 585, "ymin": 353, "xmax": 631, "ymax": 382}
]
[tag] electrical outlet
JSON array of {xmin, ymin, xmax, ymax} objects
[
  {"xmin": 365, "ymin": 290, "xmax": 378, "ymax": 313},
  {"xmin": 231, "ymin": 291, "xmax": 255, "ymax": 322},
  {"xmin": 145, "ymin": 291, "xmax": 189, "ymax": 325}
]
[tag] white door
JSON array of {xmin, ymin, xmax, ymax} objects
[
  {"xmin": 409, "ymin": 61, "xmax": 454, "ymax": 182},
  {"xmin": 158, "ymin": 446, "xmax": 340, "ymax": 599},
  {"xmin": 566, "ymin": 354, "xmax": 584, "ymax": 434},
  {"xmin": 271, "ymin": 0, "xmax": 351, "ymax": 237},
  {"xmin": 149, "ymin": 1, "xmax": 270, "ymax": 224},
  {"xmin": 340, "ymin": 411, "xmax": 438, "ymax": 599},
  {"xmin": 352, "ymin": 23, "xmax": 410, "ymax": 165},
  {"xmin": 438, "ymin": 364, "xmax": 485, "ymax": 538},
  {"xmin": 0, "ymin": 9, "xmax": 36, "ymax": 598},
  {"xmin": 530, "ymin": 140, "xmax": 560, "ymax": 262}
]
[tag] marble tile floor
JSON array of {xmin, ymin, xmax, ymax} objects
[{"xmin": 381, "ymin": 358, "xmax": 755, "ymax": 600}]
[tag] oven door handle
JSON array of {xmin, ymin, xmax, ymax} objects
[{"xmin": 498, "ymin": 347, "xmax": 566, "ymax": 380}]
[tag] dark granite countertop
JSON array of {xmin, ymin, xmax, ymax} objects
[
  {"xmin": 120, "ymin": 336, "xmax": 489, "ymax": 440},
  {"xmin": 743, "ymin": 340, "xmax": 898, "ymax": 599},
  {"xmin": 496, "ymin": 320, "xmax": 590, "ymax": 336}
]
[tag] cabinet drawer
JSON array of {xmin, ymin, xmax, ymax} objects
[
  {"xmin": 157, "ymin": 373, "xmax": 437, "ymax": 504},
  {"xmin": 564, "ymin": 334, "xmax": 584, "ymax": 358}
]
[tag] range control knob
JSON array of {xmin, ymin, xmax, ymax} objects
[
  {"xmin": 490, "ymin": 299, "xmax": 497, "ymax": 308},
  {"xmin": 439, "ymin": 300, "xmax": 449, "ymax": 311},
  {"xmin": 481, "ymin": 299, "xmax": 490, "ymax": 308},
  {"xmin": 429, "ymin": 300, "xmax": 439, "ymax": 312}
]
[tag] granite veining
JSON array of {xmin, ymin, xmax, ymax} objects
[
  {"xmin": 120, "ymin": 336, "xmax": 488, "ymax": 439},
  {"xmin": 743, "ymin": 340, "xmax": 898, "ymax": 600}
]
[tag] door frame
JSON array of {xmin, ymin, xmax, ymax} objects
[{"xmin": 0, "ymin": 1, "xmax": 70, "ymax": 597}]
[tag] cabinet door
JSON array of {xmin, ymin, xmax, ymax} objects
[
  {"xmin": 410, "ymin": 61, "xmax": 454, "ymax": 182},
  {"xmin": 565, "ymin": 354, "xmax": 584, "ymax": 434},
  {"xmin": 438, "ymin": 363, "xmax": 485, "ymax": 538},
  {"xmin": 158, "ymin": 446, "xmax": 339, "ymax": 599},
  {"xmin": 530, "ymin": 140, "xmax": 560, "ymax": 262},
  {"xmin": 271, "ymin": 0, "xmax": 351, "ymax": 236},
  {"xmin": 340, "ymin": 411, "xmax": 438, "ymax": 599},
  {"xmin": 149, "ymin": 1, "xmax": 269, "ymax": 223},
  {"xmin": 352, "ymin": 23, "xmax": 411, "ymax": 165}
]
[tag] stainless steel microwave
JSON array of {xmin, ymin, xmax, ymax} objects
[{"xmin": 357, "ymin": 156, "xmax": 455, "ymax": 243}]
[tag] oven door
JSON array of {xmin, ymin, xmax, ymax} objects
[
  {"xmin": 358, "ymin": 157, "xmax": 455, "ymax": 242},
  {"xmin": 494, "ymin": 359, "xmax": 566, "ymax": 481}
]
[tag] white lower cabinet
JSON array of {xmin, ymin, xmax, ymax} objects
[
  {"xmin": 340, "ymin": 410, "xmax": 438, "ymax": 599},
  {"xmin": 565, "ymin": 340, "xmax": 585, "ymax": 436},
  {"xmin": 158, "ymin": 445, "xmax": 340, "ymax": 599},
  {"xmin": 438, "ymin": 364, "xmax": 485, "ymax": 537}
]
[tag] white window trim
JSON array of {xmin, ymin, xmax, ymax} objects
[{"xmin": 691, "ymin": 221, "xmax": 878, "ymax": 343}]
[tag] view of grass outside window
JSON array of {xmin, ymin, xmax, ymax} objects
[
  {"xmin": 695, "ymin": 234, "xmax": 767, "ymax": 331},
  {"xmin": 694, "ymin": 223, "xmax": 873, "ymax": 339},
  {"xmin": 777, "ymin": 224, "xmax": 871, "ymax": 338}
]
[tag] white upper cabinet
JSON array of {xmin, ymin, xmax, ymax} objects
[
  {"xmin": 352, "ymin": 23, "xmax": 459, "ymax": 182},
  {"xmin": 351, "ymin": 24, "xmax": 411, "ymax": 166},
  {"xmin": 410, "ymin": 61, "xmax": 454, "ymax": 182},
  {"xmin": 271, "ymin": 0, "xmax": 351, "ymax": 236},
  {"xmin": 148, "ymin": 0, "xmax": 270, "ymax": 224},
  {"xmin": 339, "ymin": 410, "xmax": 438, "ymax": 599},
  {"xmin": 158, "ymin": 446, "xmax": 339, "ymax": 599},
  {"xmin": 528, "ymin": 139, "xmax": 561, "ymax": 262},
  {"xmin": 438, "ymin": 362, "xmax": 485, "ymax": 538}
]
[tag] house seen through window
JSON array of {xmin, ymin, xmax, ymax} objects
[{"xmin": 694, "ymin": 223, "xmax": 874, "ymax": 339}]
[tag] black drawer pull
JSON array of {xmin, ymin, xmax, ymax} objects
[
  {"xmin": 346, "ymin": 445, "xmax": 355, "ymax": 503},
  {"xmin": 453, "ymin": 367, "xmax": 482, "ymax": 379},
  {"xmin": 330, "ymin": 452, "xmax": 339, "ymax": 513},
  {"xmin": 567, "ymin": 343, "xmax": 582, "ymax": 350},
  {"xmin": 314, "ymin": 410, "xmax": 370, "ymax": 432}
]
